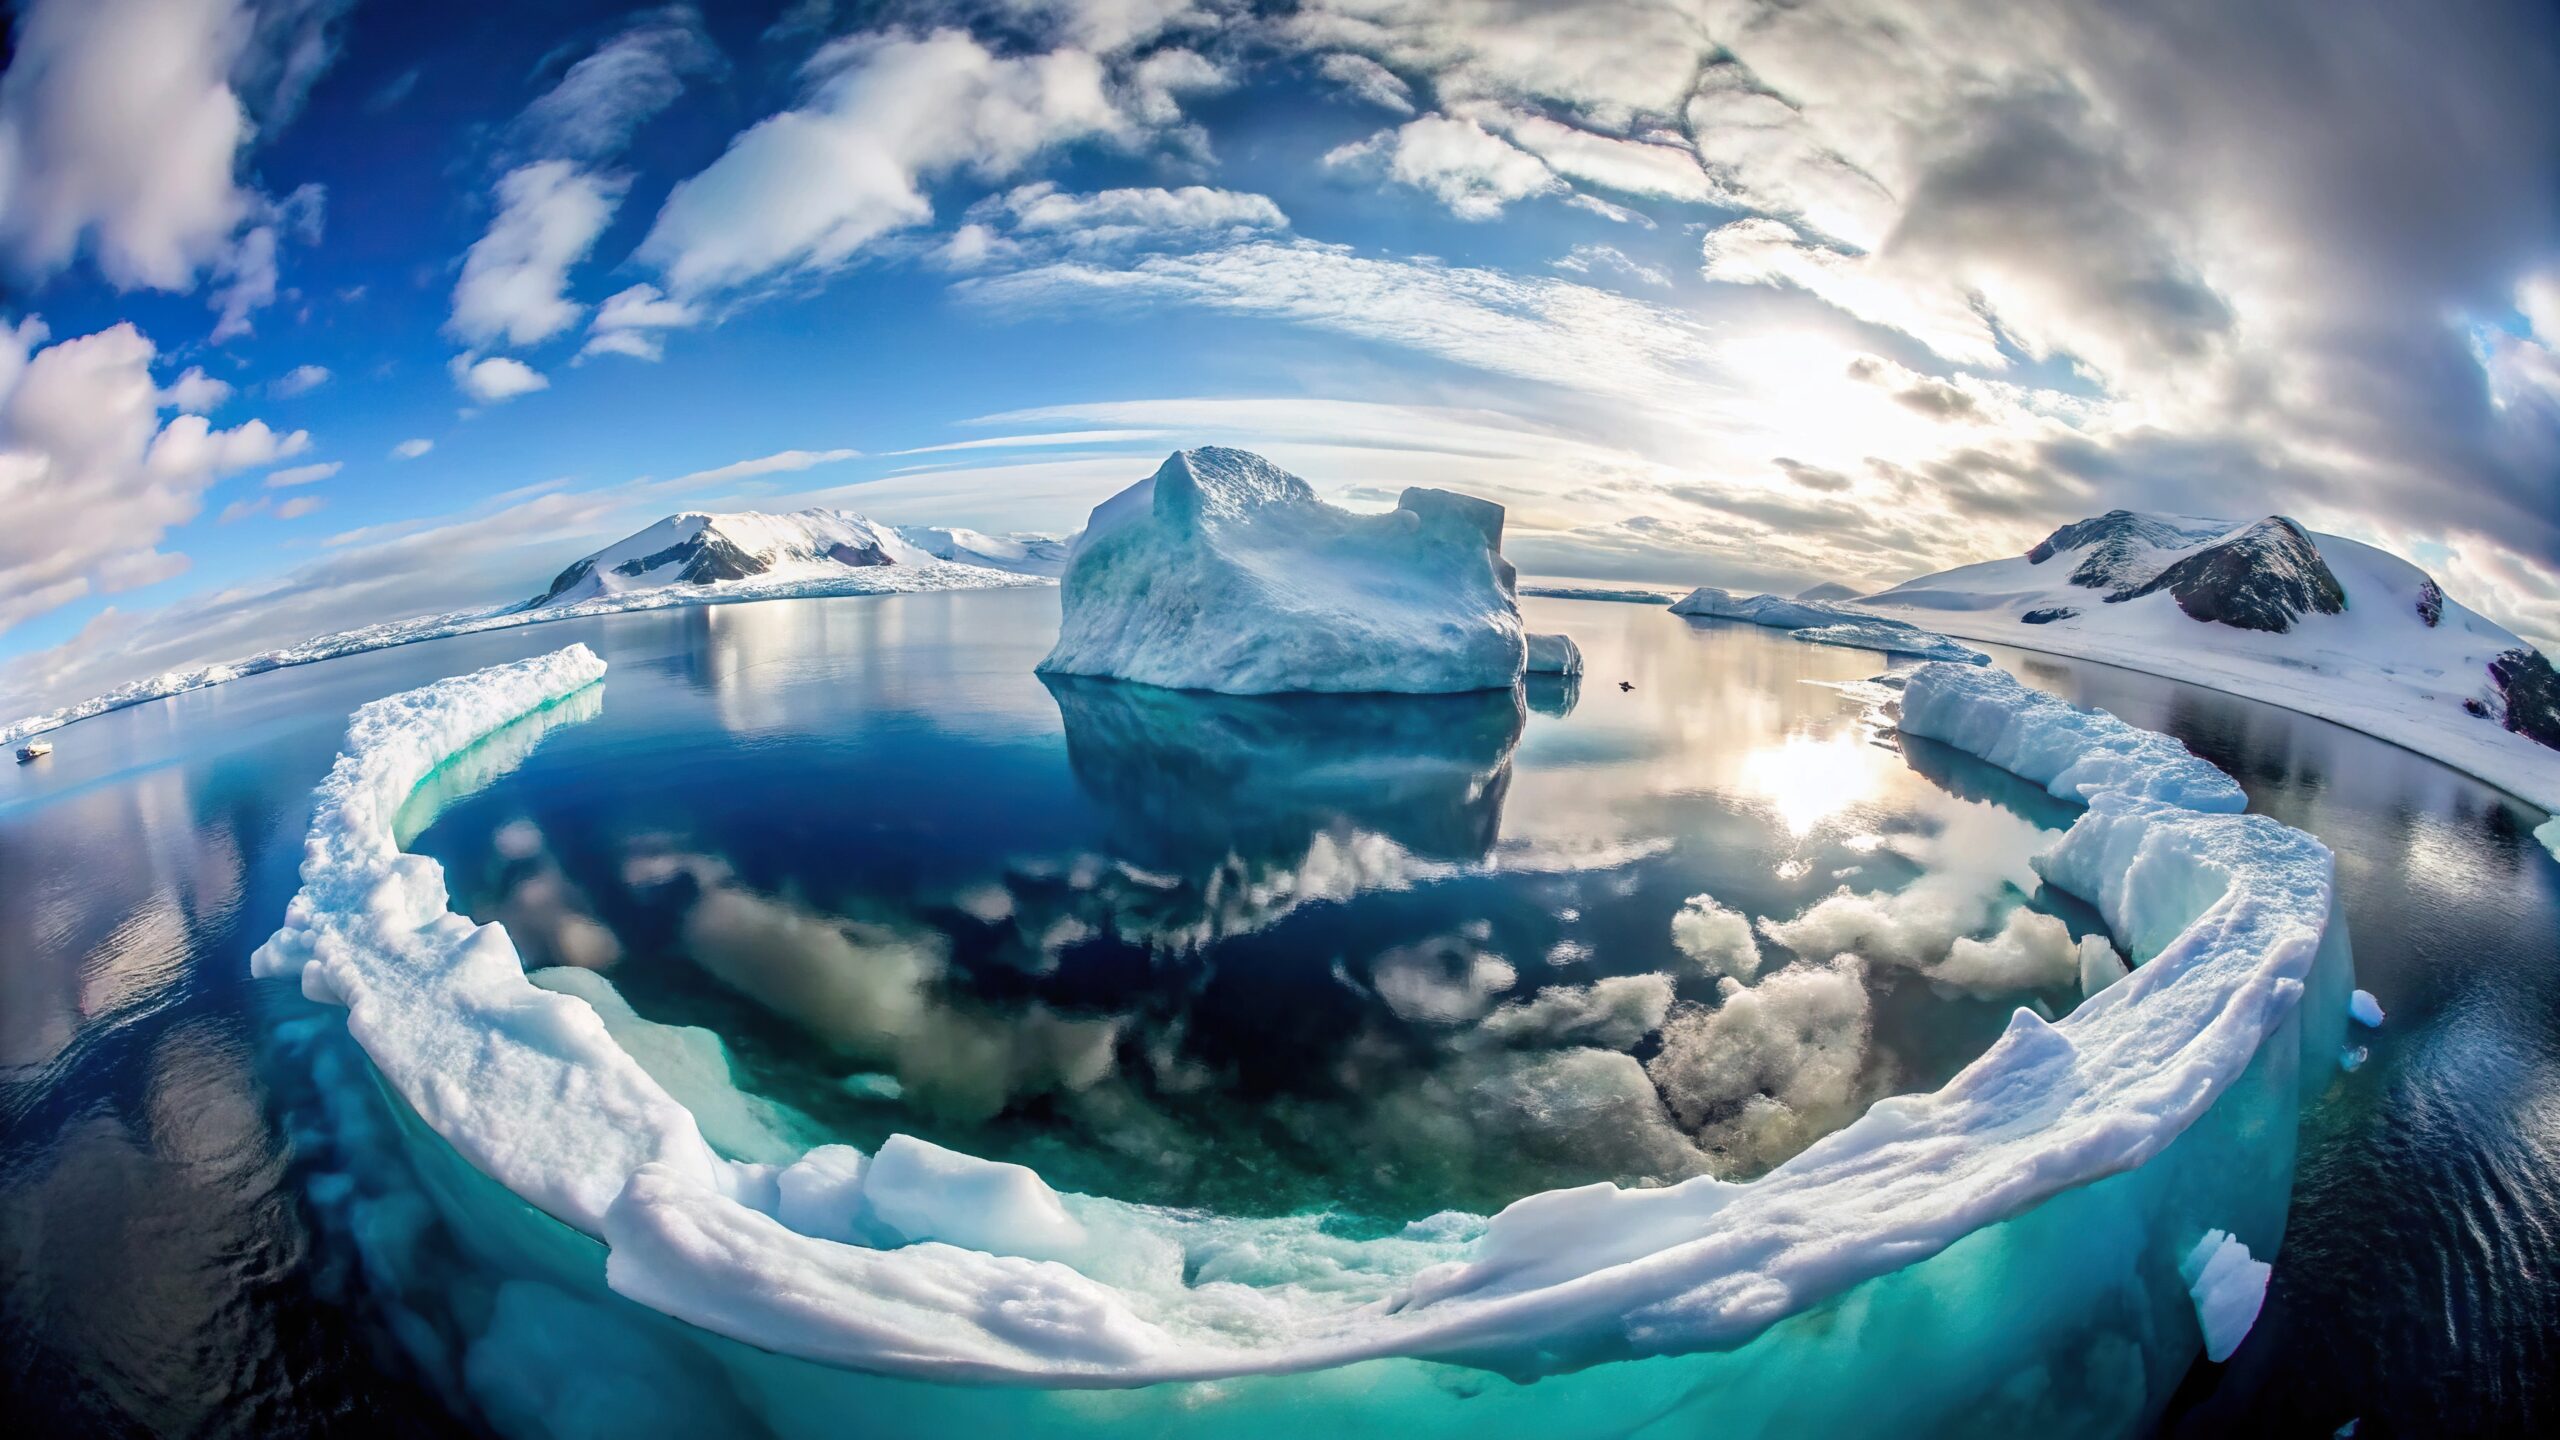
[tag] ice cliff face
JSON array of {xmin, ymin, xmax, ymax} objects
[{"xmin": 1038, "ymin": 447, "xmax": 1528, "ymax": 694}]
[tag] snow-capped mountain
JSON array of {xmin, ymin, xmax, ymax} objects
[
  {"xmin": 525, "ymin": 509, "xmax": 1066, "ymax": 608},
  {"xmin": 1862, "ymin": 509, "xmax": 2560, "ymax": 811},
  {"xmin": 890, "ymin": 525, "xmax": 1070, "ymax": 577}
]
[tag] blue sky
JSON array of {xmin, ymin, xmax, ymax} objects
[{"xmin": 4, "ymin": 0, "xmax": 2560, "ymax": 716}]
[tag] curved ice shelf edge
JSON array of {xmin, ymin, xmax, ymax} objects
[{"xmin": 254, "ymin": 643, "xmax": 2345, "ymax": 1388}]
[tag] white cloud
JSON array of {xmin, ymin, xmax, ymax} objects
[
  {"xmin": 1316, "ymin": 53, "xmax": 1414, "ymax": 115},
  {"xmin": 1702, "ymin": 217, "xmax": 2003, "ymax": 369},
  {"xmin": 639, "ymin": 28, "xmax": 1157, "ymax": 297},
  {"xmin": 274, "ymin": 494, "xmax": 324, "ymax": 520},
  {"xmin": 1325, "ymin": 114, "xmax": 1561, "ymax": 219},
  {"xmin": 389, "ymin": 437, "xmax": 434, "ymax": 460},
  {"xmin": 271, "ymin": 363, "xmax": 331, "ymax": 397},
  {"xmin": 515, "ymin": 7, "xmax": 720, "ymax": 161},
  {"xmin": 206, "ymin": 184, "xmax": 325, "ymax": 342},
  {"xmin": 0, "ymin": 319, "xmax": 309, "ymax": 630},
  {"xmin": 0, "ymin": 0, "xmax": 254, "ymax": 290},
  {"xmin": 449, "ymin": 161, "xmax": 625, "ymax": 349},
  {"xmin": 667, "ymin": 448, "xmax": 860, "ymax": 491},
  {"xmin": 449, "ymin": 354, "xmax": 550, "ymax": 403},
  {"xmin": 1477, "ymin": 108, "xmax": 1725, "ymax": 206},
  {"xmin": 264, "ymin": 461, "xmax": 339, "ymax": 488},
  {"xmin": 158, "ymin": 366, "xmax": 232, "ymax": 413},
  {"xmin": 1552, "ymin": 242, "xmax": 1670, "ymax": 288},
  {"xmin": 577, "ymin": 282, "xmax": 702, "ymax": 362}
]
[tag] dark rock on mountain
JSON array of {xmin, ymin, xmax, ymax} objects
[
  {"xmin": 2020, "ymin": 606, "xmax": 2079, "ymax": 625},
  {"xmin": 608, "ymin": 531, "xmax": 768, "ymax": 587},
  {"xmin": 2416, "ymin": 579, "xmax": 2445, "ymax": 627},
  {"xmin": 2107, "ymin": 517, "xmax": 2347, "ymax": 633},
  {"xmin": 2488, "ymin": 648, "xmax": 2560, "ymax": 751},
  {"xmin": 827, "ymin": 540, "xmax": 893, "ymax": 568},
  {"xmin": 532, "ymin": 557, "xmax": 595, "ymax": 607},
  {"xmin": 2027, "ymin": 510, "xmax": 2228, "ymax": 591}
]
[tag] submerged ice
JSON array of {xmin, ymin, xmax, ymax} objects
[
  {"xmin": 254, "ymin": 633, "xmax": 2348, "ymax": 1414},
  {"xmin": 1039, "ymin": 448, "xmax": 1528, "ymax": 694}
]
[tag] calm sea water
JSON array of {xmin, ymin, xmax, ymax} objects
[{"xmin": 0, "ymin": 588, "xmax": 2553, "ymax": 1435}]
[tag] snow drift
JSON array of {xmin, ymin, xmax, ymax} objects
[
  {"xmin": 1867, "ymin": 509, "xmax": 2560, "ymax": 813},
  {"xmin": 1039, "ymin": 448, "xmax": 1527, "ymax": 694},
  {"xmin": 257, "ymin": 640, "xmax": 2347, "ymax": 1415}
]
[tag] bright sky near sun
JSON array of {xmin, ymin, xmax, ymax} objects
[{"xmin": 3, "ymin": 0, "xmax": 2559, "ymax": 717}]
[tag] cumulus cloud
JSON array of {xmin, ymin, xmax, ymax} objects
[
  {"xmin": 639, "ymin": 27, "xmax": 1196, "ymax": 296},
  {"xmin": 1325, "ymin": 114, "xmax": 1562, "ymax": 219},
  {"xmin": 158, "ymin": 367, "xmax": 232, "ymax": 413},
  {"xmin": 0, "ymin": 319, "xmax": 308, "ymax": 630},
  {"xmin": 449, "ymin": 354, "xmax": 550, "ymax": 403},
  {"xmin": 270, "ymin": 363, "xmax": 330, "ymax": 397}
]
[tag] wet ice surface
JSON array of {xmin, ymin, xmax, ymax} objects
[
  {"xmin": 404, "ymin": 595, "xmax": 2091, "ymax": 1225},
  {"xmin": 0, "ymin": 589, "xmax": 2553, "ymax": 1435}
]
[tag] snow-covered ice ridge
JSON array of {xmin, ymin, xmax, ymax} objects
[
  {"xmin": 1669, "ymin": 585, "xmax": 1991, "ymax": 665},
  {"xmin": 258, "ymin": 643, "xmax": 2341, "ymax": 1389},
  {"xmin": 1866, "ymin": 509, "xmax": 2560, "ymax": 814},
  {"xmin": 1040, "ymin": 448, "xmax": 1528, "ymax": 694},
  {"xmin": 1518, "ymin": 584, "xmax": 1677, "ymax": 606},
  {"xmin": 0, "ymin": 560, "xmax": 1046, "ymax": 748}
]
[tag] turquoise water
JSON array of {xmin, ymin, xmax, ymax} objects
[{"xmin": 0, "ymin": 588, "xmax": 2553, "ymax": 1435}]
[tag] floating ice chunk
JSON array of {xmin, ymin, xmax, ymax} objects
[
  {"xmin": 775, "ymin": 1145, "xmax": 869, "ymax": 1244},
  {"xmin": 1788, "ymin": 620, "xmax": 1990, "ymax": 665},
  {"xmin": 2339, "ymin": 1044, "xmax": 2368, "ymax": 1072},
  {"xmin": 1899, "ymin": 662, "xmax": 2249, "ymax": 813},
  {"xmin": 851, "ymin": 1134, "xmax": 1087, "ymax": 1261},
  {"xmin": 1671, "ymin": 892, "xmax": 1763, "ymax": 979},
  {"xmin": 2181, "ymin": 1229, "xmax": 2271, "ymax": 1363},
  {"xmin": 2539, "ymin": 816, "xmax": 2559, "ymax": 861},
  {"xmin": 1525, "ymin": 631, "xmax": 1583, "ymax": 675},
  {"xmin": 1039, "ymin": 448, "xmax": 1526, "ymax": 694},
  {"xmin": 2349, "ymin": 988, "xmax": 2385, "ymax": 1028},
  {"xmin": 2079, "ymin": 934, "xmax": 2131, "ymax": 996},
  {"xmin": 1671, "ymin": 586, "xmax": 1986, "ymax": 661}
]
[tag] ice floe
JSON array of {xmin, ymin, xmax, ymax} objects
[
  {"xmin": 1670, "ymin": 586, "xmax": 1987, "ymax": 663},
  {"xmin": 1525, "ymin": 632, "xmax": 1583, "ymax": 676},
  {"xmin": 257, "ymin": 636, "xmax": 2346, "ymax": 1398},
  {"xmin": 1040, "ymin": 448, "xmax": 1526, "ymax": 694}
]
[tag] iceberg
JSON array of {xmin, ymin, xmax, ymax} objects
[
  {"xmin": 1896, "ymin": 662, "xmax": 2249, "ymax": 813},
  {"xmin": 2349, "ymin": 989, "xmax": 2385, "ymax": 1028},
  {"xmin": 1518, "ymin": 585, "xmax": 1676, "ymax": 605},
  {"xmin": 1671, "ymin": 586, "xmax": 1986, "ymax": 663},
  {"xmin": 1525, "ymin": 632, "xmax": 1583, "ymax": 676},
  {"xmin": 255, "ymin": 635, "xmax": 2350, "ymax": 1432},
  {"xmin": 1038, "ymin": 448, "xmax": 1527, "ymax": 694},
  {"xmin": 2539, "ymin": 816, "xmax": 2559, "ymax": 862},
  {"xmin": 2181, "ymin": 1230, "xmax": 2271, "ymax": 1363}
]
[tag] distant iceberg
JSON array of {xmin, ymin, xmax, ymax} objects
[
  {"xmin": 0, "ymin": 559, "xmax": 1045, "ymax": 749},
  {"xmin": 1039, "ymin": 448, "xmax": 1527, "ymax": 694},
  {"xmin": 1671, "ymin": 585, "xmax": 1988, "ymax": 664},
  {"xmin": 1518, "ymin": 585, "xmax": 1676, "ymax": 606}
]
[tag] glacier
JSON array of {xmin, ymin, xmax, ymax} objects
[
  {"xmin": 1670, "ymin": 586, "xmax": 1989, "ymax": 664},
  {"xmin": 0, "ymin": 560, "xmax": 1047, "ymax": 750},
  {"xmin": 1038, "ymin": 448, "xmax": 1528, "ymax": 694},
  {"xmin": 253, "ymin": 638, "xmax": 2351, "ymax": 1434}
]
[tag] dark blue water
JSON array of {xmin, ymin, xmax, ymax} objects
[{"xmin": 0, "ymin": 589, "xmax": 2553, "ymax": 1435}]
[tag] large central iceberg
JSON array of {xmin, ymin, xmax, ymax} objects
[{"xmin": 1038, "ymin": 447, "xmax": 1529, "ymax": 694}]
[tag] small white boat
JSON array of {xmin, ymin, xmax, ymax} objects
[{"xmin": 16, "ymin": 740, "xmax": 51, "ymax": 763}]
